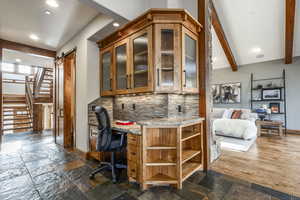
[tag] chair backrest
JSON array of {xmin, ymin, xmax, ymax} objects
[{"xmin": 95, "ymin": 106, "xmax": 112, "ymax": 151}]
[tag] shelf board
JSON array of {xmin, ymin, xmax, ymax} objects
[
  {"xmin": 147, "ymin": 145, "xmax": 176, "ymax": 150},
  {"xmin": 146, "ymin": 159, "xmax": 176, "ymax": 166},
  {"xmin": 252, "ymin": 99, "xmax": 284, "ymax": 102},
  {"xmin": 145, "ymin": 174, "xmax": 177, "ymax": 184},
  {"xmin": 135, "ymin": 50, "xmax": 148, "ymax": 56},
  {"xmin": 161, "ymin": 50, "xmax": 174, "ymax": 55},
  {"xmin": 134, "ymin": 70, "xmax": 148, "ymax": 75},
  {"xmin": 252, "ymin": 87, "xmax": 284, "ymax": 91},
  {"xmin": 161, "ymin": 67, "xmax": 174, "ymax": 71},
  {"xmin": 182, "ymin": 150, "xmax": 201, "ymax": 163},
  {"xmin": 253, "ymin": 77, "xmax": 283, "ymax": 82},
  {"xmin": 181, "ymin": 132, "xmax": 201, "ymax": 142},
  {"xmin": 182, "ymin": 162, "xmax": 202, "ymax": 181}
]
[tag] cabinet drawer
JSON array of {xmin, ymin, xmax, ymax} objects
[
  {"xmin": 127, "ymin": 161, "xmax": 137, "ymax": 179},
  {"xmin": 127, "ymin": 134, "xmax": 138, "ymax": 145},
  {"xmin": 127, "ymin": 145, "xmax": 138, "ymax": 161}
]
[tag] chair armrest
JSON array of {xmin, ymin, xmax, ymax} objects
[{"xmin": 114, "ymin": 131, "xmax": 127, "ymax": 147}]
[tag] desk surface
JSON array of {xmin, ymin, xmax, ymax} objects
[{"xmin": 89, "ymin": 117, "xmax": 204, "ymax": 135}]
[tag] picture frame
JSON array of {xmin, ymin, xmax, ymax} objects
[
  {"xmin": 220, "ymin": 82, "xmax": 241, "ymax": 104},
  {"xmin": 262, "ymin": 88, "xmax": 281, "ymax": 100},
  {"xmin": 270, "ymin": 103, "xmax": 280, "ymax": 114}
]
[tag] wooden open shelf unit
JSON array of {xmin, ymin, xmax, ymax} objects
[{"xmin": 141, "ymin": 121, "xmax": 203, "ymax": 190}]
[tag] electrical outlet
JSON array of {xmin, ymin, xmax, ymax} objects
[
  {"xmin": 177, "ymin": 105, "xmax": 182, "ymax": 112},
  {"xmin": 132, "ymin": 104, "xmax": 136, "ymax": 110},
  {"xmin": 121, "ymin": 103, "xmax": 125, "ymax": 110}
]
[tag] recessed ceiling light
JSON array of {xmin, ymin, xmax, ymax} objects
[
  {"xmin": 113, "ymin": 22, "xmax": 120, "ymax": 27},
  {"xmin": 45, "ymin": 10, "xmax": 52, "ymax": 15},
  {"xmin": 16, "ymin": 58, "xmax": 21, "ymax": 63},
  {"xmin": 251, "ymin": 47, "xmax": 262, "ymax": 54},
  {"xmin": 46, "ymin": 0, "xmax": 59, "ymax": 8},
  {"xmin": 29, "ymin": 34, "xmax": 39, "ymax": 41}
]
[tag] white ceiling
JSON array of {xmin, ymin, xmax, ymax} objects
[
  {"xmin": 0, "ymin": 0, "xmax": 100, "ymax": 51},
  {"xmin": 3, "ymin": 49, "xmax": 54, "ymax": 67},
  {"xmin": 212, "ymin": 0, "xmax": 300, "ymax": 69}
]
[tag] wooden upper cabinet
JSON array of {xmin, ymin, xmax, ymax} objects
[
  {"xmin": 100, "ymin": 47, "xmax": 114, "ymax": 96},
  {"xmin": 114, "ymin": 39, "xmax": 130, "ymax": 95},
  {"xmin": 98, "ymin": 9, "xmax": 202, "ymax": 96},
  {"xmin": 130, "ymin": 27, "xmax": 153, "ymax": 93},
  {"xmin": 182, "ymin": 27, "xmax": 199, "ymax": 93},
  {"xmin": 155, "ymin": 24, "xmax": 181, "ymax": 93}
]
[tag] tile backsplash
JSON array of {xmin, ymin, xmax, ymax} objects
[{"xmin": 88, "ymin": 93, "xmax": 199, "ymax": 123}]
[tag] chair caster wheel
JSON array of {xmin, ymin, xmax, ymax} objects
[{"xmin": 89, "ymin": 174, "xmax": 95, "ymax": 179}]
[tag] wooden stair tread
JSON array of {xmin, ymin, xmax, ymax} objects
[
  {"xmin": 145, "ymin": 174, "xmax": 177, "ymax": 184},
  {"xmin": 3, "ymin": 126, "xmax": 33, "ymax": 131},
  {"xmin": 3, "ymin": 122, "xmax": 32, "ymax": 126},
  {"xmin": 3, "ymin": 117, "xmax": 32, "ymax": 121},
  {"xmin": 4, "ymin": 113, "xmax": 29, "ymax": 116},
  {"xmin": 182, "ymin": 162, "xmax": 202, "ymax": 181},
  {"xmin": 3, "ymin": 106, "xmax": 28, "ymax": 109},
  {"xmin": 182, "ymin": 150, "xmax": 201, "ymax": 163}
]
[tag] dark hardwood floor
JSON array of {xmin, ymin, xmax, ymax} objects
[{"xmin": 212, "ymin": 134, "xmax": 300, "ymax": 198}]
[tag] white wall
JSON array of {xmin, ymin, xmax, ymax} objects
[{"xmin": 58, "ymin": 14, "xmax": 113, "ymax": 152}]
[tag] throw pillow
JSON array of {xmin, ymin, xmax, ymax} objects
[
  {"xmin": 222, "ymin": 109, "xmax": 233, "ymax": 119},
  {"xmin": 231, "ymin": 110, "xmax": 242, "ymax": 119}
]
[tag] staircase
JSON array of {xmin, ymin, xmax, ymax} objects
[
  {"xmin": 34, "ymin": 68, "xmax": 53, "ymax": 103},
  {"xmin": 1, "ymin": 67, "xmax": 54, "ymax": 134},
  {"xmin": 2, "ymin": 94, "xmax": 33, "ymax": 134}
]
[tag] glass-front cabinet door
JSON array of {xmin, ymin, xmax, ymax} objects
[
  {"xmin": 182, "ymin": 27, "xmax": 199, "ymax": 93},
  {"xmin": 114, "ymin": 39, "xmax": 130, "ymax": 94},
  {"xmin": 130, "ymin": 26, "xmax": 153, "ymax": 93},
  {"xmin": 155, "ymin": 24, "xmax": 180, "ymax": 92},
  {"xmin": 100, "ymin": 47, "xmax": 114, "ymax": 96}
]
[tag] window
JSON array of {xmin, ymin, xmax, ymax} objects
[
  {"xmin": 1, "ymin": 63, "xmax": 15, "ymax": 72},
  {"xmin": 18, "ymin": 65, "xmax": 31, "ymax": 74}
]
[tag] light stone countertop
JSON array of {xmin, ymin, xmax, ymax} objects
[
  {"xmin": 89, "ymin": 117, "xmax": 204, "ymax": 135},
  {"xmin": 137, "ymin": 117, "xmax": 205, "ymax": 127}
]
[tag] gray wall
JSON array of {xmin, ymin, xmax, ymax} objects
[{"xmin": 212, "ymin": 57, "xmax": 300, "ymax": 131}]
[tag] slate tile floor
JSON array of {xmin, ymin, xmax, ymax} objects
[{"xmin": 0, "ymin": 131, "xmax": 299, "ymax": 200}]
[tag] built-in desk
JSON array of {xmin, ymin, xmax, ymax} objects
[{"xmin": 88, "ymin": 117, "xmax": 204, "ymax": 190}]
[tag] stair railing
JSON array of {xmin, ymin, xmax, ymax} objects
[
  {"xmin": 25, "ymin": 76, "xmax": 34, "ymax": 117},
  {"xmin": 33, "ymin": 67, "xmax": 46, "ymax": 98}
]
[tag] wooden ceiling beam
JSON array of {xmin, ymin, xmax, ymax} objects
[
  {"xmin": 285, "ymin": 0, "xmax": 296, "ymax": 64},
  {"xmin": 211, "ymin": 3, "xmax": 238, "ymax": 71},
  {"xmin": 0, "ymin": 39, "xmax": 56, "ymax": 58}
]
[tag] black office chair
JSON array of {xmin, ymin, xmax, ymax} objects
[{"xmin": 89, "ymin": 106, "xmax": 127, "ymax": 183}]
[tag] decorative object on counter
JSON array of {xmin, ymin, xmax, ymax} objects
[
  {"xmin": 262, "ymin": 88, "xmax": 281, "ymax": 100},
  {"xmin": 255, "ymin": 107, "xmax": 267, "ymax": 121},
  {"xmin": 115, "ymin": 120, "xmax": 135, "ymax": 125},
  {"xmin": 220, "ymin": 82, "xmax": 241, "ymax": 104},
  {"xmin": 256, "ymin": 84, "xmax": 263, "ymax": 89},
  {"xmin": 270, "ymin": 103, "xmax": 280, "ymax": 114},
  {"xmin": 212, "ymin": 84, "xmax": 222, "ymax": 104},
  {"xmin": 266, "ymin": 82, "xmax": 273, "ymax": 88}
]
